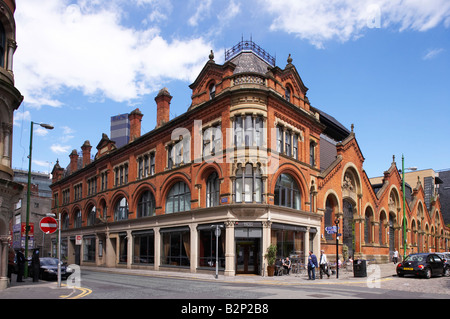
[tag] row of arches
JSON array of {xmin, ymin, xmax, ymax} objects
[
  {"xmin": 322, "ymin": 165, "xmax": 448, "ymax": 257},
  {"xmin": 59, "ymin": 163, "xmax": 311, "ymax": 230}
]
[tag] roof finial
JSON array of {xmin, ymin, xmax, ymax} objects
[
  {"xmin": 209, "ymin": 50, "xmax": 214, "ymax": 61},
  {"xmin": 287, "ymin": 53, "xmax": 293, "ymax": 64},
  {"xmin": 351, "ymin": 123, "xmax": 354, "ymax": 132}
]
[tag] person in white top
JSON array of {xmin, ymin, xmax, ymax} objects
[
  {"xmin": 319, "ymin": 250, "xmax": 330, "ymax": 279},
  {"xmin": 392, "ymin": 249, "xmax": 399, "ymax": 264}
]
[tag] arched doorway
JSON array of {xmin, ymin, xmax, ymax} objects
[
  {"xmin": 389, "ymin": 213, "xmax": 396, "ymax": 256},
  {"xmin": 343, "ymin": 199, "xmax": 355, "ymax": 259}
]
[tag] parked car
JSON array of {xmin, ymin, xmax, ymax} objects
[
  {"xmin": 396, "ymin": 253, "xmax": 450, "ymax": 279},
  {"xmin": 30, "ymin": 257, "xmax": 74, "ymax": 280},
  {"xmin": 437, "ymin": 252, "xmax": 450, "ymax": 263}
]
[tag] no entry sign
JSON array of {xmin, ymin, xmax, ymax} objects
[{"xmin": 39, "ymin": 216, "xmax": 58, "ymax": 234}]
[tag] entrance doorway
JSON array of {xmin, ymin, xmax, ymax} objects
[
  {"xmin": 235, "ymin": 239, "xmax": 260, "ymax": 275},
  {"xmin": 343, "ymin": 199, "xmax": 355, "ymax": 258}
]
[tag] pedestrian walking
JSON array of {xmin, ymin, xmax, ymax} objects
[
  {"xmin": 16, "ymin": 248, "xmax": 26, "ymax": 282},
  {"xmin": 307, "ymin": 251, "xmax": 318, "ymax": 280},
  {"xmin": 392, "ymin": 249, "xmax": 399, "ymax": 264},
  {"xmin": 319, "ymin": 250, "xmax": 330, "ymax": 279}
]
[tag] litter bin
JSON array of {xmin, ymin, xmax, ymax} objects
[{"xmin": 353, "ymin": 259, "xmax": 367, "ymax": 277}]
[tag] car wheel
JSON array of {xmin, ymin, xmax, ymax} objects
[
  {"xmin": 424, "ymin": 268, "xmax": 432, "ymax": 279},
  {"xmin": 443, "ymin": 268, "xmax": 450, "ymax": 277}
]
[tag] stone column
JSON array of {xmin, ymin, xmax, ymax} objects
[
  {"xmin": 262, "ymin": 220, "xmax": 272, "ymax": 276},
  {"xmin": 127, "ymin": 230, "xmax": 132, "ymax": 269},
  {"xmin": 0, "ymin": 237, "xmax": 8, "ymax": 290},
  {"xmin": 154, "ymin": 227, "xmax": 160, "ymax": 270},
  {"xmin": 190, "ymin": 223, "xmax": 198, "ymax": 273},
  {"xmin": 224, "ymin": 221, "xmax": 235, "ymax": 276}
]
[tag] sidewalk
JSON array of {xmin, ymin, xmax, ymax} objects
[{"xmin": 0, "ymin": 262, "xmax": 398, "ymax": 299}]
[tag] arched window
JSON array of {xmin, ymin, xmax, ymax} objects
[
  {"xmin": 274, "ymin": 173, "xmax": 301, "ymax": 209},
  {"xmin": 209, "ymin": 83, "xmax": 216, "ymax": 100},
  {"xmin": 62, "ymin": 213, "xmax": 69, "ymax": 230},
  {"xmin": 74, "ymin": 209, "xmax": 82, "ymax": 228},
  {"xmin": 235, "ymin": 164, "xmax": 262, "ymax": 203},
  {"xmin": 87, "ymin": 206, "xmax": 96, "ymax": 226},
  {"xmin": 114, "ymin": 197, "xmax": 128, "ymax": 221},
  {"xmin": 206, "ymin": 172, "xmax": 220, "ymax": 207},
  {"xmin": 285, "ymin": 87, "xmax": 291, "ymax": 102},
  {"xmin": 365, "ymin": 208, "xmax": 373, "ymax": 244},
  {"xmin": 138, "ymin": 190, "xmax": 156, "ymax": 217},
  {"xmin": 324, "ymin": 197, "xmax": 334, "ymax": 240},
  {"xmin": 166, "ymin": 182, "xmax": 191, "ymax": 213}
]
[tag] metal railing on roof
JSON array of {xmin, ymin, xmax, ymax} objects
[{"xmin": 225, "ymin": 39, "xmax": 275, "ymax": 67}]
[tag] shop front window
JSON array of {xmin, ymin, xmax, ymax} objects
[
  {"xmin": 83, "ymin": 237, "xmax": 96, "ymax": 262},
  {"xmin": 198, "ymin": 227, "xmax": 225, "ymax": 268},
  {"xmin": 133, "ymin": 231, "xmax": 154, "ymax": 264},
  {"xmin": 161, "ymin": 229, "xmax": 190, "ymax": 267},
  {"xmin": 271, "ymin": 227, "xmax": 305, "ymax": 260}
]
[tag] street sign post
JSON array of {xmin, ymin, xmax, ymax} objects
[
  {"xmin": 211, "ymin": 224, "xmax": 223, "ymax": 279},
  {"xmin": 39, "ymin": 216, "xmax": 58, "ymax": 234}
]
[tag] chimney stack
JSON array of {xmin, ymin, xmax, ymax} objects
[
  {"xmin": 69, "ymin": 149, "xmax": 79, "ymax": 173},
  {"xmin": 128, "ymin": 108, "xmax": 143, "ymax": 142},
  {"xmin": 155, "ymin": 88, "xmax": 172, "ymax": 128},
  {"xmin": 81, "ymin": 140, "xmax": 92, "ymax": 167}
]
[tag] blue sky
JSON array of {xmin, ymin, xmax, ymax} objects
[{"xmin": 11, "ymin": 0, "xmax": 450, "ymax": 179}]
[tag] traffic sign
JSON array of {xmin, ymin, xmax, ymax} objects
[
  {"xmin": 39, "ymin": 216, "xmax": 58, "ymax": 234},
  {"xmin": 325, "ymin": 226, "xmax": 337, "ymax": 234}
]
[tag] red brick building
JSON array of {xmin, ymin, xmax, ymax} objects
[{"xmin": 50, "ymin": 40, "xmax": 449, "ymax": 276}]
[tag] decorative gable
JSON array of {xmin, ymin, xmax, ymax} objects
[{"xmin": 95, "ymin": 133, "xmax": 117, "ymax": 160}]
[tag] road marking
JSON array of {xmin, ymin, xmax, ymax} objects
[{"xmin": 59, "ymin": 284, "xmax": 92, "ymax": 299}]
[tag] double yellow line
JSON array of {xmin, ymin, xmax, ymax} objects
[{"xmin": 59, "ymin": 284, "xmax": 92, "ymax": 299}]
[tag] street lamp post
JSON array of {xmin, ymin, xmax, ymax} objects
[
  {"xmin": 211, "ymin": 224, "xmax": 223, "ymax": 279},
  {"xmin": 24, "ymin": 121, "xmax": 54, "ymax": 278},
  {"xmin": 335, "ymin": 218, "xmax": 340, "ymax": 279}
]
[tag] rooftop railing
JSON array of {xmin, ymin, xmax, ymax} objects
[{"xmin": 225, "ymin": 39, "xmax": 276, "ymax": 67}]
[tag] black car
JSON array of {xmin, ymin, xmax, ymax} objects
[
  {"xmin": 31, "ymin": 257, "xmax": 74, "ymax": 280},
  {"xmin": 396, "ymin": 253, "xmax": 450, "ymax": 279}
]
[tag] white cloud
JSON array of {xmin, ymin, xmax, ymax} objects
[
  {"xmin": 260, "ymin": 0, "xmax": 450, "ymax": 48},
  {"xmin": 34, "ymin": 126, "xmax": 51, "ymax": 137},
  {"xmin": 13, "ymin": 110, "xmax": 31, "ymax": 126},
  {"xmin": 32, "ymin": 159, "xmax": 53, "ymax": 171},
  {"xmin": 218, "ymin": 0, "xmax": 241, "ymax": 24},
  {"xmin": 423, "ymin": 48, "xmax": 444, "ymax": 60},
  {"xmin": 59, "ymin": 126, "xmax": 75, "ymax": 143},
  {"xmin": 51, "ymin": 144, "xmax": 72, "ymax": 155},
  {"xmin": 62, "ymin": 126, "xmax": 75, "ymax": 135},
  {"xmin": 188, "ymin": 0, "xmax": 212, "ymax": 27},
  {"xmin": 14, "ymin": 0, "xmax": 212, "ymax": 108}
]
